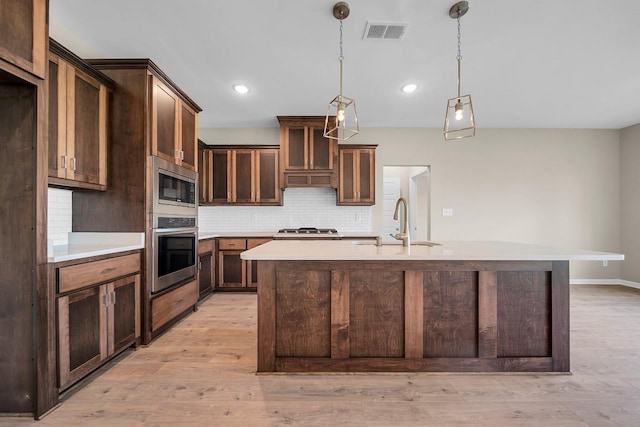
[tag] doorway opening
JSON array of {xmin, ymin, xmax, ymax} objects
[{"xmin": 382, "ymin": 166, "xmax": 431, "ymax": 242}]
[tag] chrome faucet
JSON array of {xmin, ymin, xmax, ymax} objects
[{"xmin": 391, "ymin": 197, "xmax": 410, "ymax": 247}]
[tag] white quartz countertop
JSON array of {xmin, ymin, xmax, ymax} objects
[
  {"xmin": 48, "ymin": 232, "xmax": 145, "ymax": 263},
  {"xmin": 199, "ymin": 232, "xmax": 276, "ymax": 240},
  {"xmin": 241, "ymin": 240, "xmax": 625, "ymax": 262}
]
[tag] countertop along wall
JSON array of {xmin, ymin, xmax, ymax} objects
[
  {"xmin": 621, "ymin": 124, "xmax": 640, "ymax": 285},
  {"xmin": 200, "ymin": 126, "xmax": 624, "ymax": 281}
]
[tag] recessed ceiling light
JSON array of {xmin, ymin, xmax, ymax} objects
[
  {"xmin": 233, "ymin": 84, "xmax": 249, "ymax": 94},
  {"xmin": 401, "ymin": 83, "xmax": 418, "ymax": 93}
]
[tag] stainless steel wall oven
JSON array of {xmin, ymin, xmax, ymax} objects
[{"xmin": 150, "ymin": 156, "xmax": 198, "ymax": 294}]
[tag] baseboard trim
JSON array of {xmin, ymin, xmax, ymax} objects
[{"xmin": 570, "ymin": 279, "xmax": 640, "ymax": 290}]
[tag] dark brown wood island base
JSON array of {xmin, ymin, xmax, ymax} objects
[{"xmin": 257, "ymin": 259, "xmax": 569, "ymax": 373}]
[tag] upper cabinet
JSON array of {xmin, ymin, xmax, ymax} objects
[
  {"xmin": 150, "ymin": 76, "xmax": 198, "ymax": 171},
  {"xmin": 338, "ymin": 145, "xmax": 377, "ymax": 206},
  {"xmin": 277, "ymin": 116, "xmax": 337, "ymax": 188},
  {"xmin": 48, "ymin": 40, "xmax": 111, "ymax": 191},
  {"xmin": 199, "ymin": 145, "xmax": 281, "ymax": 206},
  {"xmin": 0, "ymin": 0, "xmax": 46, "ymax": 79}
]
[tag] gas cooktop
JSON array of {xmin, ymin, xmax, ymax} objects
[{"xmin": 278, "ymin": 227, "xmax": 338, "ymax": 234}]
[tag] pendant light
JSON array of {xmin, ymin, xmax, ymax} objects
[
  {"xmin": 444, "ymin": 1, "xmax": 475, "ymax": 140},
  {"xmin": 324, "ymin": 2, "xmax": 359, "ymax": 141}
]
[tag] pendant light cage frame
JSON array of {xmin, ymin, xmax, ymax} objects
[
  {"xmin": 324, "ymin": 2, "xmax": 359, "ymax": 141},
  {"xmin": 444, "ymin": 1, "xmax": 476, "ymax": 141}
]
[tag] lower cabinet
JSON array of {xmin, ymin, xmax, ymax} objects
[
  {"xmin": 55, "ymin": 252, "xmax": 141, "ymax": 391},
  {"xmin": 216, "ymin": 237, "xmax": 271, "ymax": 290},
  {"xmin": 198, "ymin": 239, "xmax": 214, "ymax": 299}
]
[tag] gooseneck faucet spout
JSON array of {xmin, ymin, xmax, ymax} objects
[{"xmin": 392, "ymin": 197, "xmax": 410, "ymax": 247}]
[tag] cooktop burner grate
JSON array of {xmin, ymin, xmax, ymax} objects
[{"xmin": 278, "ymin": 227, "xmax": 338, "ymax": 234}]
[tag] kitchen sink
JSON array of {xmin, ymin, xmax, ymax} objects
[{"xmin": 351, "ymin": 240, "xmax": 442, "ymax": 247}]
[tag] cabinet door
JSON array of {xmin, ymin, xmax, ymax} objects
[
  {"xmin": 0, "ymin": 0, "xmax": 46, "ymax": 78},
  {"xmin": 246, "ymin": 238, "xmax": 271, "ymax": 288},
  {"xmin": 339, "ymin": 149, "xmax": 356, "ymax": 203},
  {"xmin": 107, "ymin": 275, "xmax": 141, "ymax": 356},
  {"xmin": 339, "ymin": 148, "xmax": 375, "ymax": 205},
  {"xmin": 198, "ymin": 252, "xmax": 213, "ymax": 297},
  {"xmin": 309, "ymin": 127, "xmax": 335, "ymax": 170},
  {"xmin": 58, "ymin": 285, "xmax": 107, "ymax": 390},
  {"xmin": 232, "ymin": 149, "xmax": 255, "ymax": 203},
  {"xmin": 211, "ymin": 149, "xmax": 231, "ymax": 203},
  {"xmin": 68, "ymin": 66, "xmax": 107, "ymax": 185},
  {"xmin": 218, "ymin": 251, "xmax": 246, "ymax": 288},
  {"xmin": 180, "ymin": 103, "xmax": 198, "ymax": 172},
  {"xmin": 199, "ymin": 148, "xmax": 213, "ymax": 204},
  {"xmin": 256, "ymin": 149, "xmax": 281, "ymax": 204},
  {"xmin": 356, "ymin": 149, "xmax": 375, "ymax": 204},
  {"xmin": 151, "ymin": 76, "xmax": 179, "ymax": 164},
  {"xmin": 283, "ymin": 126, "xmax": 307, "ymax": 170},
  {"xmin": 48, "ymin": 55, "xmax": 67, "ymax": 179}
]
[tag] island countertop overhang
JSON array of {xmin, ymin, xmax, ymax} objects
[{"xmin": 241, "ymin": 240, "xmax": 624, "ymax": 262}]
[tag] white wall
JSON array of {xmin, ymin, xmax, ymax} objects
[
  {"xmin": 621, "ymin": 124, "xmax": 640, "ymax": 284},
  {"xmin": 200, "ymin": 126, "xmax": 623, "ymax": 280}
]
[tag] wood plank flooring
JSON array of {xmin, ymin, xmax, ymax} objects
[{"xmin": 2, "ymin": 285, "xmax": 640, "ymax": 426}]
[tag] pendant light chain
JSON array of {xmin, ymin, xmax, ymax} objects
[
  {"xmin": 456, "ymin": 16, "xmax": 462, "ymax": 98},
  {"xmin": 339, "ymin": 18, "xmax": 344, "ymax": 97}
]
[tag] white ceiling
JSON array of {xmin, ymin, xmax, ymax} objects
[{"xmin": 49, "ymin": 0, "xmax": 640, "ymax": 130}]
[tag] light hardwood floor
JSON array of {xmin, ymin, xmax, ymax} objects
[{"xmin": 2, "ymin": 285, "xmax": 639, "ymax": 426}]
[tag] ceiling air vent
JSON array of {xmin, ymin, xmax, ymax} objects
[{"xmin": 363, "ymin": 22, "xmax": 408, "ymax": 40}]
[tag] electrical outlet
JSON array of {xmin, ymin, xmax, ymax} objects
[
  {"xmin": 251, "ymin": 213, "xmax": 258, "ymax": 222},
  {"xmin": 355, "ymin": 213, "xmax": 361, "ymax": 222},
  {"xmin": 442, "ymin": 208, "xmax": 453, "ymax": 216}
]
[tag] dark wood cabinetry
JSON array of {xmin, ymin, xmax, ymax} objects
[
  {"xmin": 200, "ymin": 145, "xmax": 281, "ymax": 205},
  {"xmin": 338, "ymin": 145, "xmax": 376, "ymax": 205},
  {"xmin": 72, "ymin": 60, "xmax": 201, "ymax": 344},
  {"xmin": 1, "ymin": 5, "xmax": 52, "ymax": 416},
  {"xmin": 198, "ymin": 239, "xmax": 214, "ymax": 299},
  {"xmin": 54, "ymin": 252, "xmax": 141, "ymax": 391},
  {"xmin": 48, "ymin": 40, "xmax": 111, "ymax": 191},
  {"xmin": 151, "ymin": 76, "xmax": 198, "ymax": 171},
  {"xmin": 278, "ymin": 116, "xmax": 337, "ymax": 188},
  {"xmin": 216, "ymin": 238, "xmax": 271, "ymax": 290},
  {"xmin": 0, "ymin": 0, "xmax": 46, "ymax": 79}
]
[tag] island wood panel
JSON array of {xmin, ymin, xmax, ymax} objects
[
  {"xmin": 478, "ymin": 271, "xmax": 498, "ymax": 358},
  {"xmin": 257, "ymin": 261, "xmax": 276, "ymax": 372},
  {"xmin": 275, "ymin": 270, "xmax": 331, "ymax": 357},
  {"xmin": 551, "ymin": 261, "xmax": 570, "ymax": 372},
  {"xmin": 497, "ymin": 271, "xmax": 551, "ymax": 357},
  {"xmin": 404, "ymin": 271, "xmax": 424, "ymax": 359},
  {"xmin": 423, "ymin": 271, "xmax": 478, "ymax": 358},
  {"xmin": 276, "ymin": 357, "xmax": 554, "ymax": 373},
  {"xmin": 349, "ymin": 271, "xmax": 404, "ymax": 358},
  {"xmin": 257, "ymin": 259, "xmax": 567, "ymax": 373},
  {"xmin": 330, "ymin": 270, "xmax": 350, "ymax": 359}
]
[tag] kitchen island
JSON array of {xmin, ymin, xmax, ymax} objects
[{"xmin": 242, "ymin": 240, "xmax": 623, "ymax": 373}]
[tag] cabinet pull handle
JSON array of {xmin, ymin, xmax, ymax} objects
[
  {"xmin": 181, "ymin": 150, "xmax": 185, "ymax": 160},
  {"xmin": 71, "ymin": 157, "xmax": 77, "ymax": 171},
  {"xmin": 227, "ymin": 192, "xmax": 231, "ymax": 200},
  {"xmin": 111, "ymin": 291, "xmax": 116, "ymax": 305},
  {"xmin": 103, "ymin": 294, "xmax": 109, "ymax": 307},
  {"xmin": 61, "ymin": 155, "xmax": 67, "ymax": 169},
  {"xmin": 198, "ymin": 261, "xmax": 202, "ymax": 270}
]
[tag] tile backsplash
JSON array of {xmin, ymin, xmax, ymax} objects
[
  {"xmin": 48, "ymin": 187, "xmax": 372, "ymax": 241},
  {"xmin": 47, "ymin": 187, "xmax": 73, "ymax": 245},
  {"xmin": 198, "ymin": 187, "xmax": 372, "ymax": 233}
]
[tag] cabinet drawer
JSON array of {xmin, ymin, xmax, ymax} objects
[
  {"xmin": 151, "ymin": 279, "xmax": 198, "ymax": 331},
  {"xmin": 58, "ymin": 253, "xmax": 140, "ymax": 294},
  {"xmin": 198, "ymin": 238, "xmax": 214, "ymax": 254},
  {"xmin": 218, "ymin": 238, "xmax": 247, "ymax": 250},
  {"xmin": 247, "ymin": 238, "xmax": 271, "ymax": 249}
]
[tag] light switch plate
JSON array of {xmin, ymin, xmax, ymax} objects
[{"xmin": 442, "ymin": 208, "xmax": 453, "ymax": 216}]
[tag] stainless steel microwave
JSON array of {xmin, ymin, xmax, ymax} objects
[{"xmin": 151, "ymin": 156, "xmax": 197, "ymax": 215}]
